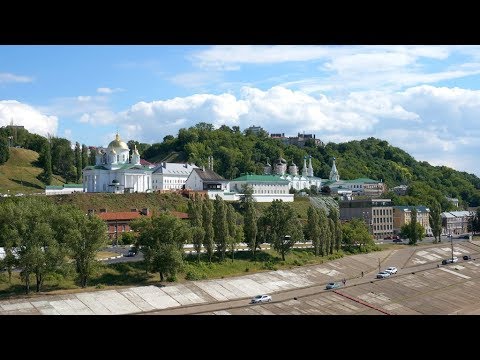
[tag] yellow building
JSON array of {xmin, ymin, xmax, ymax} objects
[{"xmin": 393, "ymin": 206, "xmax": 431, "ymax": 236}]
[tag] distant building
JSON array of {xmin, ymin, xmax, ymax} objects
[
  {"xmin": 322, "ymin": 158, "xmax": 386, "ymax": 197},
  {"xmin": 340, "ymin": 198, "xmax": 394, "ymax": 239},
  {"xmin": 393, "ymin": 205, "xmax": 431, "ymax": 236},
  {"xmin": 392, "ymin": 185, "xmax": 408, "ymax": 196},
  {"xmin": 441, "ymin": 211, "xmax": 472, "ymax": 234},
  {"xmin": 445, "ymin": 196, "xmax": 459, "ymax": 208},
  {"xmin": 230, "ymin": 174, "xmax": 293, "ymax": 202},
  {"xmin": 45, "ymin": 183, "xmax": 84, "ymax": 195},
  {"xmin": 152, "ymin": 162, "xmax": 198, "ymax": 191},
  {"xmin": 185, "ymin": 167, "xmax": 231, "ymax": 200},
  {"xmin": 245, "ymin": 125, "xmax": 267, "ymax": 135},
  {"xmin": 96, "ymin": 208, "xmax": 151, "ymax": 240},
  {"xmin": 82, "ymin": 133, "xmax": 153, "ymax": 193},
  {"xmin": 270, "ymin": 132, "xmax": 324, "ymax": 147}
]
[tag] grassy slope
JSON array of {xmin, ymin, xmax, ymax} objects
[
  {"xmin": 0, "ymin": 148, "xmax": 65, "ymax": 195},
  {"xmin": 48, "ymin": 192, "xmax": 189, "ymax": 213}
]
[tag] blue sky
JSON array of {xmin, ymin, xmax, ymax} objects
[{"xmin": 1, "ymin": 45, "xmax": 480, "ymax": 176}]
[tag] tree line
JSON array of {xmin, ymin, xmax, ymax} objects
[
  {"xmin": 129, "ymin": 191, "xmax": 377, "ymax": 282},
  {"xmin": 0, "ymin": 197, "xmax": 107, "ymax": 293}
]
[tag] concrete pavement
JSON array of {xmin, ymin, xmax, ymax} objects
[{"xmin": 0, "ymin": 240, "xmax": 478, "ymax": 315}]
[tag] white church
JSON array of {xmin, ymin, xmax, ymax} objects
[{"xmin": 82, "ymin": 133, "xmax": 153, "ymax": 193}]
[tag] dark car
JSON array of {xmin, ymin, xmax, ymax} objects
[
  {"xmin": 393, "ymin": 238, "xmax": 403, "ymax": 243},
  {"xmin": 463, "ymin": 255, "xmax": 472, "ymax": 260},
  {"xmin": 459, "ymin": 235, "xmax": 470, "ymax": 239},
  {"xmin": 125, "ymin": 247, "xmax": 137, "ymax": 257}
]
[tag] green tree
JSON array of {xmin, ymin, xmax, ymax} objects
[
  {"xmin": 202, "ymin": 199, "xmax": 215, "ymax": 262},
  {"xmin": 258, "ymin": 200, "xmax": 304, "ymax": 260},
  {"xmin": 75, "ymin": 141, "xmax": 82, "ymax": 183},
  {"xmin": 0, "ymin": 136, "xmax": 9, "ymax": 164},
  {"xmin": 400, "ymin": 209, "xmax": 425, "ymax": 245},
  {"xmin": 131, "ymin": 213, "xmax": 188, "ymax": 281},
  {"xmin": 244, "ymin": 199, "xmax": 259, "ymax": 258},
  {"xmin": 226, "ymin": 204, "xmax": 240, "ymax": 262},
  {"xmin": 82, "ymin": 144, "xmax": 89, "ymax": 168},
  {"xmin": 317, "ymin": 208, "xmax": 328, "ymax": 256},
  {"xmin": 341, "ymin": 218, "xmax": 374, "ymax": 252},
  {"xmin": 328, "ymin": 208, "xmax": 342, "ymax": 252},
  {"xmin": 41, "ymin": 140, "xmax": 53, "ymax": 185},
  {"xmin": 67, "ymin": 212, "xmax": 108, "ymax": 288},
  {"xmin": 328, "ymin": 218, "xmax": 335, "ymax": 255},
  {"xmin": 306, "ymin": 205, "xmax": 321, "ymax": 256},
  {"xmin": 213, "ymin": 195, "xmax": 228, "ymax": 260},
  {"xmin": 429, "ymin": 201, "xmax": 443, "ymax": 243},
  {"xmin": 191, "ymin": 226, "xmax": 205, "ymax": 261}
]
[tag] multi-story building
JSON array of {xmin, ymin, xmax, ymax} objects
[
  {"xmin": 270, "ymin": 132, "xmax": 324, "ymax": 147},
  {"xmin": 152, "ymin": 162, "xmax": 198, "ymax": 191},
  {"xmin": 441, "ymin": 211, "xmax": 472, "ymax": 234},
  {"xmin": 340, "ymin": 198, "xmax": 394, "ymax": 239},
  {"xmin": 45, "ymin": 183, "xmax": 84, "ymax": 195},
  {"xmin": 393, "ymin": 205, "xmax": 431, "ymax": 236},
  {"xmin": 229, "ymin": 174, "xmax": 293, "ymax": 202},
  {"xmin": 83, "ymin": 133, "xmax": 153, "ymax": 193}
]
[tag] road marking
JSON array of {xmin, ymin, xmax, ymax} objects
[{"xmin": 439, "ymin": 267, "xmax": 471, "ymax": 279}]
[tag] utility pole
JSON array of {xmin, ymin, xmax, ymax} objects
[
  {"xmin": 449, "ymin": 232, "xmax": 454, "ymax": 261},
  {"xmin": 378, "ymin": 258, "xmax": 381, "ymax": 273}
]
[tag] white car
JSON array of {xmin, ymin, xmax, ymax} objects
[
  {"xmin": 376, "ymin": 271, "xmax": 391, "ymax": 279},
  {"xmin": 250, "ymin": 294, "xmax": 272, "ymax": 304},
  {"xmin": 385, "ymin": 266, "xmax": 398, "ymax": 274}
]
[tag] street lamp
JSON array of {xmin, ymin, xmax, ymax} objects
[{"xmin": 448, "ymin": 232, "xmax": 454, "ymax": 261}]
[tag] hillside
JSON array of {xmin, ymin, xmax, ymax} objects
[
  {"xmin": 143, "ymin": 124, "xmax": 480, "ymax": 208},
  {"xmin": 0, "ymin": 148, "xmax": 65, "ymax": 195},
  {"xmin": 47, "ymin": 192, "xmax": 189, "ymax": 214}
]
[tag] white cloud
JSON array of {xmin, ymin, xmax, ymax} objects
[
  {"xmin": 97, "ymin": 87, "xmax": 125, "ymax": 94},
  {"xmin": 192, "ymin": 45, "xmax": 456, "ymax": 71},
  {"xmin": 0, "ymin": 100, "xmax": 58, "ymax": 137},
  {"xmin": 41, "ymin": 95, "xmax": 114, "ymax": 125},
  {"xmin": 111, "ymin": 84, "xmax": 480, "ymax": 175},
  {"xmin": 0, "ymin": 72, "xmax": 33, "ymax": 83}
]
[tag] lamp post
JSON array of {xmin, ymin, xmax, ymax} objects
[
  {"xmin": 448, "ymin": 232, "xmax": 454, "ymax": 261},
  {"xmin": 378, "ymin": 258, "xmax": 381, "ymax": 273}
]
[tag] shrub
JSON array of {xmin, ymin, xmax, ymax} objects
[
  {"xmin": 245, "ymin": 267, "xmax": 250, "ymax": 272},
  {"xmin": 262, "ymin": 261, "xmax": 277, "ymax": 271},
  {"xmin": 185, "ymin": 269, "xmax": 207, "ymax": 281},
  {"xmin": 95, "ymin": 283, "xmax": 105, "ymax": 289},
  {"xmin": 167, "ymin": 275, "xmax": 177, "ymax": 282}
]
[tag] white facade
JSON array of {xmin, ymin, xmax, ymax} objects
[
  {"xmin": 45, "ymin": 184, "xmax": 84, "ymax": 196},
  {"xmin": 263, "ymin": 156, "xmax": 321, "ymax": 192},
  {"xmin": 230, "ymin": 174, "xmax": 294, "ymax": 202},
  {"xmin": 185, "ymin": 168, "xmax": 230, "ymax": 192},
  {"xmin": 152, "ymin": 162, "xmax": 198, "ymax": 191},
  {"xmin": 82, "ymin": 134, "xmax": 153, "ymax": 193}
]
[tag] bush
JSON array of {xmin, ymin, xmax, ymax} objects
[
  {"xmin": 166, "ymin": 275, "xmax": 177, "ymax": 282},
  {"xmin": 245, "ymin": 267, "xmax": 250, "ymax": 272},
  {"xmin": 95, "ymin": 283, "xmax": 105, "ymax": 289},
  {"xmin": 185, "ymin": 269, "xmax": 207, "ymax": 281},
  {"xmin": 262, "ymin": 261, "xmax": 277, "ymax": 271}
]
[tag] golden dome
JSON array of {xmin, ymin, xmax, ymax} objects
[{"xmin": 107, "ymin": 133, "xmax": 129, "ymax": 150}]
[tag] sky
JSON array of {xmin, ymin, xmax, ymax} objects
[{"xmin": 1, "ymin": 45, "xmax": 480, "ymax": 176}]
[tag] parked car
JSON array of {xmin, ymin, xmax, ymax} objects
[
  {"xmin": 325, "ymin": 282, "xmax": 342, "ymax": 290},
  {"xmin": 385, "ymin": 266, "xmax": 398, "ymax": 274},
  {"xmin": 463, "ymin": 255, "xmax": 472, "ymax": 261},
  {"xmin": 250, "ymin": 294, "xmax": 272, "ymax": 304},
  {"xmin": 441, "ymin": 257, "xmax": 459, "ymax": 265},
  {"xmin": 459, "ymin": 235, "xmax": 470, "ymax": 239},
  {"xmin": 125, "ymin": 247, "xmax": 137, "ymax": 257},
  {"xmin": 376, "ymin": 271, "xmax": 391, "ymax": 279},
  {"xmin": 393, "ymin": 238, "xmax": 403, "ymax": 243}
]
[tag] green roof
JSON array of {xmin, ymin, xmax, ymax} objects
[
  {"xmin": 343, "ymin": 178, "xmax": 379, "ymax": 183},
  {"xmin": 232, "ymin": 174, "xmax": 289, "ymax": 183},
  {"xmin": 63, "ymin": 184, "xmax": 83, "ymax": 188},
  {"xmin": 45, "ymin": 186, "xmax": 63, "ymax": 190}
]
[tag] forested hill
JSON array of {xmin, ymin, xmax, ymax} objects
[{"xmin": 143, "ymin": 123, "xmax": 480, "ymax": 208}]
